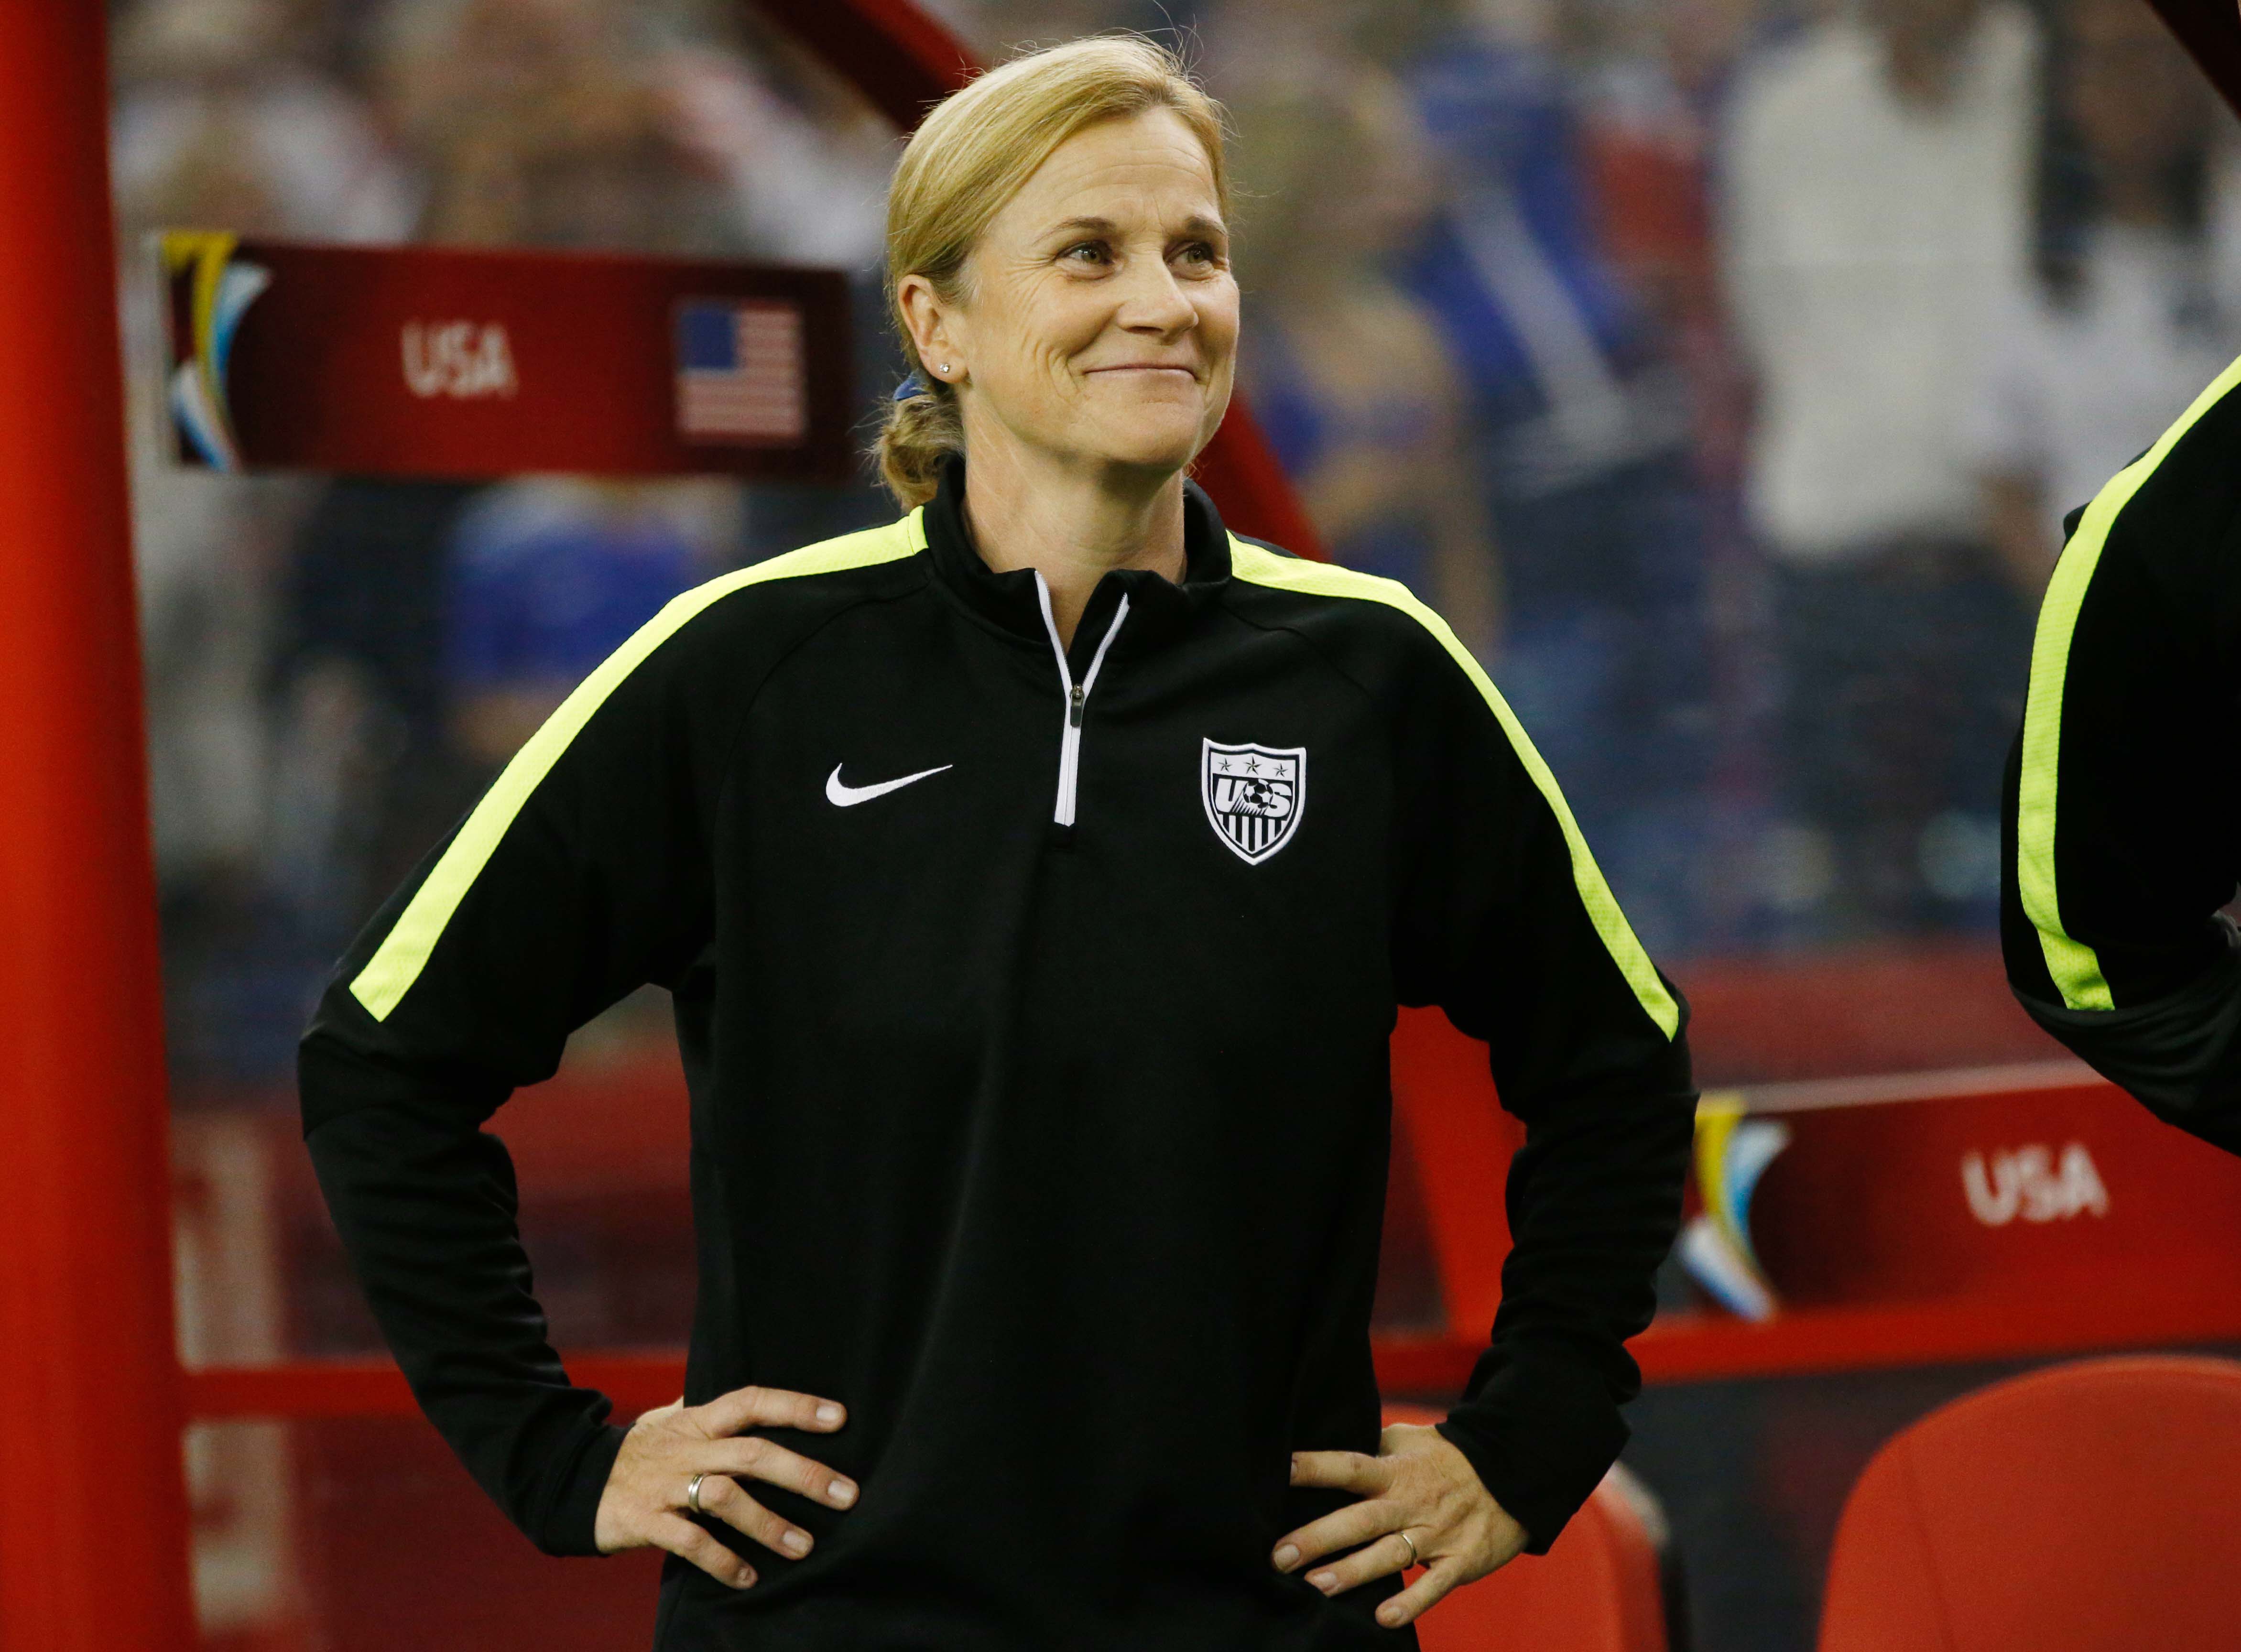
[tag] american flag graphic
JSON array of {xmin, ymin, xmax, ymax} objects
[{"xmin": 674, "ymin": 299, "xmax": 806, "ymax": 444}]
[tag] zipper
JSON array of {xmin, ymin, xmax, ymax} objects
[{"xmin": 1032, "ymin": 573, "xmax": 1130, "ymax": 827}]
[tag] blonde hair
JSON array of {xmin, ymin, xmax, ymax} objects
[{"xmin": 875, "ymin": 35, "xmax": 1231, "ymax": 507}]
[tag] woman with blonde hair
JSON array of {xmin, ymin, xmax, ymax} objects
[{"xmin": 302, "ymin": 34, "xmax": 1695, "ymax": 1648}]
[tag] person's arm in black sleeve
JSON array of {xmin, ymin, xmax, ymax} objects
[
  {"xmin": 300, "ymin": 604, "xmax": 722, "ymax": 1555},
  {"xmin": 2002, "ymin": 362, "xmax": 2241, "ymax": 1155},
  {"xmin": 1390, "ymin": 617, "xmax": 1695, "ymax": 1554}
]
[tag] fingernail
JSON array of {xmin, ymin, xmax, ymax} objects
[
  {"xmin": 829, "ymin": 1478, "xmax": 857, "ymax": 1507},
  {"xmin": 1273, "ymin": 1544, "xmax": 1299, "ymax": 1571},
  {"xmin": 1308, "ymin": 1570, "xmax": 1336, "ymax": 1593},
  {"xmin": 737, "ymin": 1567, "xmax": 756, "ymax": 1587},
  {"xmin": 1287, "ymin": 1455, "xmax": 1300, "ymax": 1481},
  {"xmin": 816, "ymin": 1403, "xmax": 843, "ymax": 1425},
  {"xmin": 1378, "ymin": 1604, "xmax": 1401, "ymax": 1626},
  {"xmin": 782, "ymin": 1530, "xmax": 810, "ymax": 1556}
]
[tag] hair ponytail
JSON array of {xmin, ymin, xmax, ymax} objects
[{"xmin": 875, "ymin": 378, "xmax": 964, "ymax": 508}]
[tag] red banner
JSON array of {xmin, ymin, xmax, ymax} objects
[{"xmin": 158, "ymin": 233, "xmax": 857, "ymax": 482}]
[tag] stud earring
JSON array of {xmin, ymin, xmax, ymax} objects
[{"xmin": 939, "ymin": 363, "xmax": 951, "ymax": 375}]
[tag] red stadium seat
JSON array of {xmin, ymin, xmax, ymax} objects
[
  {"xmin": 1817, "ymin": 1355, "xmax": 2241, "ymax": 1652},
  {"xmin": 1382, "ymin": 1404, "xmax": 1670, "ymax": 1652}
]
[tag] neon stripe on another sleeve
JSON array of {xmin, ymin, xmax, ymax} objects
[{"xmin": 2017, "ymin": 353, "xmax": 2241, "ymax": 1012}]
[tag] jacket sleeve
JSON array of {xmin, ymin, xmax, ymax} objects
[
  {"xmin": 1389, "ymin": 624, "xmax": 1695, "ymax": 1554},
  {"xmin": 299, "ymin": 607, "xmax": 721, "ymax": 1555},
  {"xmin": 2002, "ymin": 421, "xmax": 2241, "ymax": 1154}
]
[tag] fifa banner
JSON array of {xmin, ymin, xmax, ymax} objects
[{"xmin": 158, "ymin": 231, "xmax": 856, "ymax": 481}]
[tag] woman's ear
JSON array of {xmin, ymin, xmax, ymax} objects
[{"xmin": 896, "ymin": 273, "xmax": 966, "ymax": 382}]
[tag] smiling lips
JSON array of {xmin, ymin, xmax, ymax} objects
[{"xmin": 1084, "ymin": 364, "xmax": 1198, "ymax": 380}]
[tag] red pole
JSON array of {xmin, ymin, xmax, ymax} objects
[{"xmin": 0, "ymin": 6, "xmax": 197, "ymax": 1649}]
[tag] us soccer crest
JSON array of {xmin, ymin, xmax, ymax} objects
[{"xmin": 1201, "ymin": 739, "xmax": 1306, "ymax": 865}]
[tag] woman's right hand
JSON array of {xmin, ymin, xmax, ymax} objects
[{"xmin": 593, "ymin": 1384, "xmax": 859, "ymax": 1589}]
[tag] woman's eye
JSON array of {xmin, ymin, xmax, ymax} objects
[
  {"xmin": 1175, "ymin": 242, "xmax": 1221, "ymax": 270},
  {"xmin": 1061, "ymin": 241, "xmax": 1110, "ymax": 266}
]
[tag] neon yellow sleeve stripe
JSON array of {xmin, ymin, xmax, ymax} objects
[
  {"xmin": 1227, "ymin": 539, "xmax": 1683, "ymax": 1040},
  {"xmin": 348, "ymin": 511, "xmax": 928, "ymax": 1022},
  {"xmin": 2017, "ymin": 351, "xmax": 2241, "ymax": 1011}
]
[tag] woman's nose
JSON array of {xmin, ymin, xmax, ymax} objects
[{"xmin": 1113, "ymin": 263, "xmax": 1198, "ymax": 334}]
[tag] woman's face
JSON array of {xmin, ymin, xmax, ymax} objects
[{"xmin": 905, "ymin": 108, "xmax": 1239, "ymax": 484}]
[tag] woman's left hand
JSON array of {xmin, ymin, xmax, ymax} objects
[{"xmin": 1273, "ymin": 1421, "xmax": 1530, "ymax": 1630}]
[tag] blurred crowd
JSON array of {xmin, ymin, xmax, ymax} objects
[{"xmin": 114, "ymin": 0, "xmax": 2241, "ymax": 1086}]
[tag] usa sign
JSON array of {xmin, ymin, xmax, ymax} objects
[{"xmin": 157, "ymin": 232, "xmax": 856, "ymax": 481}]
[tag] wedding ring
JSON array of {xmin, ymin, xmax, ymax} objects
[
  {"xmin": 1396, "ymin": 1529, "xmax": 1419, "ymax": 1568},
  {"xmin": 687, "ymin": 1472, "xmax": 709, "ymax": 1515}
]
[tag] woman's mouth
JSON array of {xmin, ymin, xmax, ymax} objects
[{"xmin": 1085, "ymin": 364, "xmax": 1198, "ymax": 380}]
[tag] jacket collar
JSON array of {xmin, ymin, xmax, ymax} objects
[{"xmin": 919, "ymin": 452, "xmax": 1234, "ymax": 653}]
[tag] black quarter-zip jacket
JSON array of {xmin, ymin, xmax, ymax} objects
[{"xmin": 300, "ymin": 456, "xmax": 1696, "ymax": 1651}]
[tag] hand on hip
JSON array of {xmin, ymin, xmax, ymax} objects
[
  {"xmin": 594, "ymin": 1384, "xmax": 859, "ymax": 1590},
  {"xmin": 1272, "ymin": 1421, "xmax": 1528, "ymax": 1629}
]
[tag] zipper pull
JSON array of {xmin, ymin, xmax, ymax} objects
[{"xmin": 1068, "ymin": 684, "xmax": 1085, "ymax": 728}]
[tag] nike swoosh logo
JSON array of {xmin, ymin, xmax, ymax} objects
[{"xmin": 825, "ymin": 762, "xmax": 953, "ymax": 807}]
